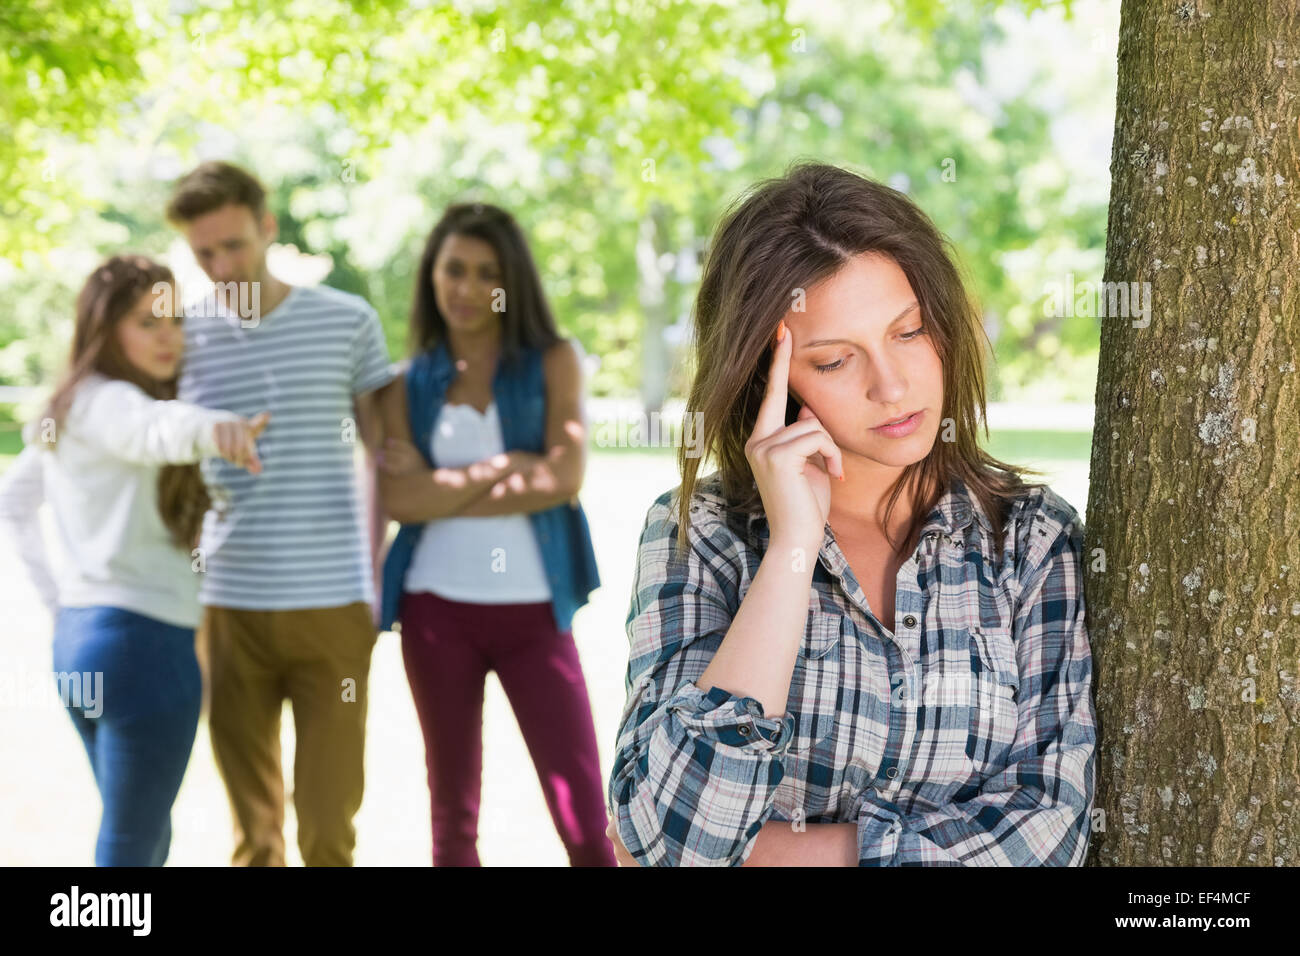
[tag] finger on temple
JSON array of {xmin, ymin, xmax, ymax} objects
[{"xmin": 753, "ymin": 321, "xmax": 792, "ymax": 439}]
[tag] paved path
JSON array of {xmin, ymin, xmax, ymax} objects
[{"xmin": 0, "ymin": 449, "xmax": 1088, "ymax": 865}]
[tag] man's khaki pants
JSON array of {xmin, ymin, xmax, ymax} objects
[{"xmin": 198, "ymin": 601, "xmax": 377, "ymax": 866}]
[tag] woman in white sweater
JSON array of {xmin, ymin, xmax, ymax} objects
[{"xmin": 0, "ymin": 254, "xmax": 268, "ymax": 866}]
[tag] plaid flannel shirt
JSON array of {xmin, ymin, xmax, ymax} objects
[{"xmin": 606, "ymin": 472, "xmax": 1097, "ymax": 866}]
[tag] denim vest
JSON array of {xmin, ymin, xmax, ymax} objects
[{"xmin": 379, "ymin": 341, "xmax": 601, "ymax": 634}]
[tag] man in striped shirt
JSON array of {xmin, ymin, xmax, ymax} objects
[{"xmin": 168, "ymin": 161, "xmax": 396, "ymax": 866}]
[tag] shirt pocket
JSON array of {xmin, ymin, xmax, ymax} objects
[
  {"xmin": 783, "ymin": 613, "xmax": 843, "ymax": 755},
  {"xmin": 965, "ymin": 623, "xmax": 1021, "ymax": 775}
]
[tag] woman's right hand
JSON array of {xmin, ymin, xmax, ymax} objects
[
  {"xmin": 213, "ymin": 411, "xmax": 270, "ymax": 474},
  {"xmin": 462, "ymin": 449, "xmax": 541, "ymax": 484},
  {"xmin": 745, "ymin": 320, "xmax": 844, "ymax": 550}
]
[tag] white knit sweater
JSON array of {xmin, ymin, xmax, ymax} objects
[{"xmin": 0, "ymin": 373, "xmax": 242, "ymax": 628}]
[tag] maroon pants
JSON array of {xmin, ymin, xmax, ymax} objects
[{"xmin": 399, "ymin": 590, "xmax": 616, "ymax": 866}]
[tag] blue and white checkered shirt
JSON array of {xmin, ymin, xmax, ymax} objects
[{"xmin": 607, "ymin": 472, "xmax": 1097, "ymax": 866}]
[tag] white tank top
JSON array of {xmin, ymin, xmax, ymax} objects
[{"xmin": 403, "ymin": 400, "xmax": 552, "ymax": 603}]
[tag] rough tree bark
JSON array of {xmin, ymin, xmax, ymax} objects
[{"xmin": 1086, "ymin": 0, "xmax": 1300, "ymax": 865}]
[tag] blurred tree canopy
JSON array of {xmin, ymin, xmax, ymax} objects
[{"xmin": 1, "ymin": 0, "xmax": 1100, "ymax": 409}]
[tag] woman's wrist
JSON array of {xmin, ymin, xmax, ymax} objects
[{"xmin": 766, "ymin": 532, "xmax": 825, "ymax": 569}]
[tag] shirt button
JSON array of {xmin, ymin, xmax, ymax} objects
[
  {"xmin": 738, "ymin": 723, "xmax": 752, "ymax": 736},
  {"xmin": 902, "ymin": 614, "xmax": 917, "ymax": 628},
  {"xmin": 885, "ymin": 766, "xmax": 899, "ymax": 779}
]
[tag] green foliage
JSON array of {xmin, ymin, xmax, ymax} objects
[
  {"xmin": 0, "ymin": 1, "xmax": 147, "ymax": 253},
  {"xmin": 1, "ymin": 0, "xmax": 1103, "ymax": 402}
]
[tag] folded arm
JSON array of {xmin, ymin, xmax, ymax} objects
[
  {"xmin": 455, "ymin": 339, "xmax": 588, "ymax": 517},
  {"xmin": 378, "ymin": 341, "xmax": 589, "ymax": 522},
  {"xmin": 375, "ymin": 369, "xmax": 518, "ymax": 522},
  {"xmin": 607, "ymin": 501, "xmax": 796, "ymax": 867}
]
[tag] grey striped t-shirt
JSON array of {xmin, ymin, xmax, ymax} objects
[{"xmin": 178, "ymin": 283, "xmax": 396, "ymax": 610}]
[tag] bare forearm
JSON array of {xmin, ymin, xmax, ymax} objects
[
  {"xmin": 455, "ymin": 482, "xmax": 574, "ymax": 517},
  {"xmin": 359, "ymin": 449, "xmax": 386, "ymax": 599},
  {"xmin": 355, "ymin": 390, "xmax": 390, "ymax": 552},
  {"xmin": 383, "ymin": 446, "xmax": 580, "ymax": 522},
  {"xmin": 382, "ymin": 461, "xmax": 512, "ymax": 523},
  {"xmin": 696, "ymin": 533, "xmax": 819, "ymax": 719},
  {"xmin": 451, "ymin": 451, "xmax": 578, "ymax": 517},
  {"xmin": 742, "ymin": 822, "xmax": 858, "ymax": 866}
]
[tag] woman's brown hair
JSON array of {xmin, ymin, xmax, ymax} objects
[
  {"xmin": 39, "ymin": 255, "xmax": 211, "ymax": 550},
  {"xmin": 408, "ymin": 202, "xmax": 562, "ymax": 362},
  {"xmin": 675, "ymin": 161, "xmax": 1043, "ymax": 562}
]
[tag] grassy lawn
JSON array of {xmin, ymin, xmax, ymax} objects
[
  {"xmin": 985, "ymin": 428, "xmax": 1092, "ymax": 465},
  {"xmin": 0, "ymin": 425, "xmax": 23, "ymax": 467}
]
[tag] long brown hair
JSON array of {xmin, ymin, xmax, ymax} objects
[
  {"xmin": 39, "ymin": 255, "xmax": 211, "ymax": 549},
  {"xmin": 409, "ymin": 202, "xmax": 562, "ymax": 362},
  {"xmin": 675, "ymin": 161, "xmax": 1043, "ymax": 562}
]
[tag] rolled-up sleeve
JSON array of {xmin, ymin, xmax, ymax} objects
[
  {"xmin": 857, "ymin": 513, "xmax": 1097, "ymax": 865},
  {"xmin": 606, "ymin": 497, "xmax": 795, "ymax": 867}
]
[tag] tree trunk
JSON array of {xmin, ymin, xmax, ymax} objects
[{"xmin": 1086, "ymin": 0, "xmax": 1300, "ymax": 865}]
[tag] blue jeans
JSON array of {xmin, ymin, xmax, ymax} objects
[{"xmin": 52, "ymin": 605, "xmax": 202, "ymax": 866}]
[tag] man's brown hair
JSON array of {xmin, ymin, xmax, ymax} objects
[{"xmin": 165, "ymin": 160, "xmax": 267, "ymax": 224}]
